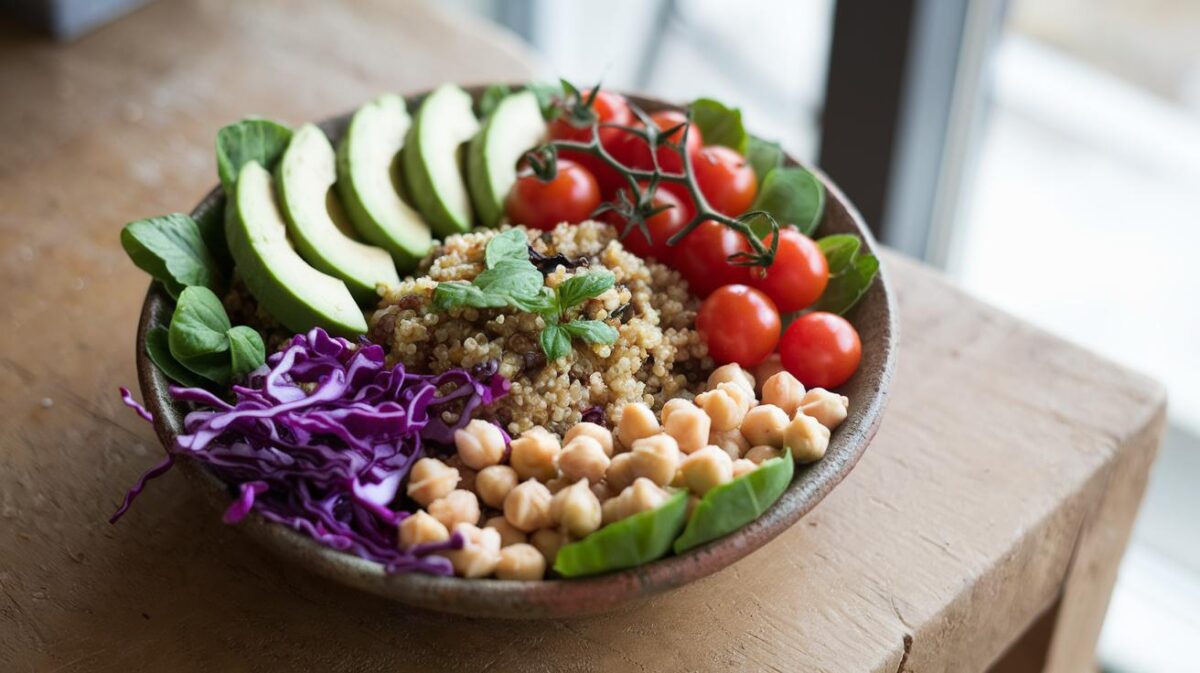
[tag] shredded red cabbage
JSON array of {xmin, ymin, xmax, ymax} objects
[{"xmin": 113, "ymin": 328, "xmax": 511, "ymax": 575}]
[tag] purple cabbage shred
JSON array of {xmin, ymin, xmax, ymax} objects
[{"xmin": 113, "ymin": 328, "xmax": 510, "ymax": 575}]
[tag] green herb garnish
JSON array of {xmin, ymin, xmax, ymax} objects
[
  {"xmin": 432, "ymin": 229, "xmax": 619, "ymax": 361},
  {"xmin": 120, "ymin": 213, "xmax": 223, "ymax": 299},
  {"xmin": 811, "ymin": 234, "xmax": 879, "ymax": 315},
  {"xmin": 164, "ymin": 286, "xmax": 266, "ymax": 386}
]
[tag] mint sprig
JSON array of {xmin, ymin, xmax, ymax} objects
[{"xmin": 432, "ymin": 229, "xmax": 618, "ymax": 361}]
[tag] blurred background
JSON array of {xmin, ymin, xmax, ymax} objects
[{"xmin": 6, "ymin": 0, "xmax": 1197, "ymax": 670}]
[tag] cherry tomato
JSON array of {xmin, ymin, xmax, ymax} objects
[
  {"xmin": 779, "ymin": 312, "xmax": 862, "ymax": 389},
  {"xmin": 505, "ymin": 159, "xmax": 601, "ymax": 231},
  {"xmin": 618, "ymin": 110, "xmax": 704, "ymax": 175},
  {"xmin": 603, "ymin": 183, "xmax": 693, "ymax": 263},
  {"xmin": 693, "ymin": 146, "xmax": 757, "ymax": 216},
  {"xmin": 549, "ymin": 89, "xmax": 634, "ymax": 197},
  {"xmin": 672, "ymin": 220, "xmax": 752, "ymax": 298},
  {"xmin": 750, "ymin": 229, "xmax": 829, "ymax": 313},
  {"xmin": 697, "ymin": 285, "xmax": 781, "ymax": 367}
]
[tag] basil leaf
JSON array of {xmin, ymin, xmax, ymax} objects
[
  {"xmin": 120, "ymin": 213, "xmax": 221, "ymax": 299},
  {"xmin": 812, "ymin": 252, "xmax": 879, "ymax": 315},
  {"xmin": 474, "ymin": 261, "xmax": 544, "ymax": 299},
  {"xmin": 145, "ymin": 326, "xmax": 210, "ymax": 388},
  {"xmin": 507, "ymin": 287, "xmax": 558, "ymax": 314},
  {"xmin": 432, "ymin": 282, "xmax": 510, "ymax": 310},
  {"xmin": 674, "ymin": 451, "xmax": 793, "ymax": 553},
  {"xmin": 485, "ymin": 229, "xmax": 532, "ymax": 269},
  {"xmin": 168, "ymin": 286, "xmax": 233, "ymax": 384},
  {"xmin": 556, "ymin": 270, "xmax": 614, "ymax": 310},
  {"xmin": 816, "ymin": 234, "xmax": 862, "ymax": 274},
  {"xmin": 478, "ymin": 84, "xmax": 512, "ymax": 118},
  {"xmin": 215, "ymin": 119, "xmax": 293, "ymax": 192},
  {"xmin": 539, "ymin": 323, "xmax": 572, "ymax": 361},
  {"xmin": 554, "ymin": 489, "xmax": 688, "ymax": 577},
  {"xmin": 562, "ymin": 319, "xmax": 618, "ymax": 345},
  {"xmin": 745, "ymin": 135, "xmax": 784, "ymax": 187},
  {"xmin": 227, "ymin": 325, "xmax": 266, "ymax": 378},
  {"xmin": 750, "ymin": 166, "xmax": 826, "ymax": 236},
  {"xmin": 689, "ymin": 98, "xmax": 746, "ymax": 154}
]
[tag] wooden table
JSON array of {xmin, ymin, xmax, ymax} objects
[{"xmin": 0, "ymin": 1, "xmax": 1165, "ymax": 671}]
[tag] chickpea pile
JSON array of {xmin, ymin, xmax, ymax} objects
[{"xmin": 398, "ymin": 362, "xmax": 850, "ymax": 579}]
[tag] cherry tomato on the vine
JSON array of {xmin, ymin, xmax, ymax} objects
[
  {"xmin": 693, "ymin": 145, "xmax": 757, "ymax": 217},
  {"xmin": 697, "ymin": 285, "xmax": 781, "ymax": 367},
  {"xmin": 549, "ymin": 89, "xmax": 634, "ymax": 198},
  {"xmin": 603, "ymin": 183, "xmax": 693, "ymax": 264},
  {"xmin": 505, "ymin": 159, "xmax": 601, "ymax": 232},
  {"xmin": 750, "ymin": 229, "xmax": 829, "ymax": 314},
  {"xmin": 779, "ymin": 312, "xmax": 862, "ymax": 389},
  {"xmin": 617, "ymin": 110, "xmax": 704, "ymax": 175},
  {"xmin": 672, "ymin": 220, "xmax": 753, "ymax": 298}
]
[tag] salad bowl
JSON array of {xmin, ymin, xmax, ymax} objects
[{"xmin": 135, "ymin": 87, "xmax": 897, "ymax": 618}]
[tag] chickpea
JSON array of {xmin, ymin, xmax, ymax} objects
[
  {"xmin": 530, "ymin": 528, "xmax": 568, "ymax": 565},
  {"xmin": 589, "ymin": 479, "xmax": 613, "ymax": 503},
  {"xmin": 475, "ymin": 465, "xmax": 519, "ymax": 509},
  {"xmin": 398, "ymin": 510, "xmax": 449, "ymax": 550},
  {"xmin": 406, "ymin": 458, "xmax": 460, "ymax": 507},
  {"xmin": 670, "ymin": 467, "xmax": 687, "ymax": 488},
  {"xmin": 708, "ymin": 428, "xmax": 749, "ymax": 461},
  {"xmin": 509, "ymin": 426, "xmax": 560, "ymax": 482},
  {"xmin": 503, "ymin": 479, "xmax": 553, "ymax": 532},
  {"xmin": 745, "ymin": 445, "xmax": 783, "ymax": 464},
  {"xmin": 545, "ymin": 477, "xmax": 570, "ymax": 494},
  {"xmin": 630, "ymin": 434, "xmax": 681, "ymax": 487},
  {"xmin": 495, "ymin": 543, "xmax": 547, "ymax": 580},
  {"xmin": 660, "ymin": 398, "xmax": 693, "ymax": 427},
  {"xmin": 732, "ymin": 458, "xmax": 758, "ymax": 479},
  {"xmin": 564, "ymin": 422, "xmax": 614, "ymax": 457},
  {"xmin": 784, "ymin": 412, "xmax": 831, "ymax": 464},
  {"xmin": 717, "ymin": 381, "xmax": 756, "ymax": 416},
  {"xmin": 680, "ymin": 445, "xmax": 734, "ymax": 496},
  {"xmin": 602, "ymin": 495, "xmax": 628, "ymax": 525},
  {"xmin": 686, "ymin": 494, "xmax": 701, "ymax": 518},
  {"xmin": 707, "ymin": 363, "xmax": 755, "ymax": 393},
  {"xmin": 605, "ymin": 452, "xmax": 636, "ymax": 493},
  {"xmin": 550, "ymin": 479, "xmax": 602, "ymax": 538},
  {"xmin": 800, "ymin": 388, "xmax": 850, "ymax": 430},
  {"xmin": 623, "ymin": 478, "xmax": 669, "ymax": 516},
  {"xmin": 617, "ymin": 402, "xmax": 660, "ymax": 449},
  {"xmin": 695, "ymin": 387, "xmax": 747, "ymax": 431},
  {"xmin": 484, "ymin": 515, "xmax": 528, "ymax": 547},
  {"xmin": 454, "ymin": 419, "xmax": 507, "ymax": 470},
  {"xmin": 752, "ymin": 354, "xmax": 785, "ymax": 395},
  {"xmin": 444, "ymin": 523, "xmax": 501, "ymax": 578},
  {"xmin": 663, "ymin": 400, "xmax": 711, "ymax": 455},
  {"xmin": 558, "ymin": 436, "xmax": 611, "ymax": 483},
  {"xmin": 741, "ymin": 404, "xmax": 790, "ymax": 448},
  {"xmin": 761, "ymin": 371, "xmax": 806, "ymax": 417},
  {"xmin": 427, "ymin": 489, "xmax": 480, "ymax": 530}
]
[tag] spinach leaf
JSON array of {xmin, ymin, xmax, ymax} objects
[
  {"xmin": 554, "ymin": 489, "xmax": 688, "ymax": 577},
  {"xmin": 556, "ymin": 270, "xmax": 614, "ymax": 309},
  {"xmin": 539, "ymin": 322, "xmax": 572, "ymax": 361},
  {"xmin": 120, "ymin": 213, "xmax": 221, "ymax": 299},
  {"xmin": 816, "ymin": 234, "xmax": 861, "ymax": 274},
  {"xmin": 811, "ymin": 248, "xmax": 879, "ymax": 315},
  {"xmin": 215, "ymin": 119, "xmax": 293, "ymax": 192},
  {"xmin": 144, "ymin": 326, "xmax": 210, "ymax": 388},
  {"xmin": 750, "ymin": 166, "xmax": 826, "ymax": 236},
  {"xmin": 193, "ymin": 200, "xmax": 232, "ymax": 271},
  {"xmin": 745, "ymin": 135, "xmax": 784, "ymax": 187},
  {"xmin": 478, "ymin": 84, "xmax": 512, "ymax": 118},
  {"xmin": 227, "ymin": 325, "xmax": 266, "ymax": 377},
  {"xmin": 689, "ymin": 98, "xmax": 747, "ymax": 154},
  {"xmin": 673, "ymin": 451, "xmax": 793, "ymax": 553},
  {"xmin": 168, "ymin": 286, "xmax": 233, "ymax": 384},
  {"xmin": 562, "ymin": 319, "xmax": 618, "ymax": 345}
]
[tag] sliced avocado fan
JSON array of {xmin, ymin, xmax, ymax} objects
[
  {"xmin": 467, "ymin": 90, "xmax": 547, "ymax": 228},
  {"xmin": 403, "ymin": 84, "xmax": 481, "ymax": 236}
]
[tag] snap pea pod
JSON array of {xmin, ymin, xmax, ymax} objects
[
  {"xmin": 673, "ymin": 450, "xmax": 793, "ymax": 553},
  {"xmin": 554, "ymin": 489, "xmax": 688, "ymax": 578}
]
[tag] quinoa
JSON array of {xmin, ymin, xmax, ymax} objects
[{"xmin": 369, "ymin": 221, "xmax": 713, "ymax": 435}]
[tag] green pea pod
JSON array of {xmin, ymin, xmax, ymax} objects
[
  {"xmin": 554, "ymin": 489, "xmax": 688, "ymax": 578},
  {"xmin": 673, "ymin": 450, "xmax": 794, "ymax": 553}
]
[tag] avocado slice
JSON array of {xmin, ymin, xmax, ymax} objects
[
  {"xmin": 227, "ymin": 161, "xmax": 368, "ymax": 337},
  {"xmin": 403, "ymin": 84, "xmax": 481, "ymax": 236},
  {"xmin": 466, "ymin": 90, "xmax": 546, "ymax": 228},
  {"xmin": 277, "ymin": 124, "xmax": 400, "ymax": 304},
  {"xmin": 336, "ymin": 94, "xmax": 432, "ymax": 271}
]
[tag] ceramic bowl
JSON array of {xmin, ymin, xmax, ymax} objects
[{"xmin": 136, "ymin": 87, "xmax": 897, "ymax": 618}]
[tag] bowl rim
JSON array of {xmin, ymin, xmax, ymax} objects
[{"xmin": 135, "ymin": 86, "xmax": 897, "ymax": 619}]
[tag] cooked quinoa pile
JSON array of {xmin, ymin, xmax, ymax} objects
[{"xmin": 368, "ymin": 221, "xmax": 714, "ymax": 435}]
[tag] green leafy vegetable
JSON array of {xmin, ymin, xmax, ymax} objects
[
  {"xmin": 227, "ymin": 325, "xmax": 267, "ymax": 378},
  {"xmin": 144, "ymin": 326, "xmax": 210, "ymax": 388},
  {"xmin": 811, "ymin": 235, "xmax": 879, "ymax": 315},
  {"xmin": 689, "ymin": 98, "xmax": 747, "ymax": 154},
  {"xmin": 484, "ymin": 226, "xmax": 529, "ymax": 267},
  {"xmin": 561, "ymin": 319, "xmax": 618, "ymax": 345},
  {"xmin": 745, "ymin": 135, "xmax": 784, "ymax": 187},
  {"xmin": 478, "ymin": 84, "xmax": 512, "ymax": 117},
  {"xmin": 815, "ymin": 234, "xmax": 861, "ymax": 273},
  {"xmin": 215, "ymin": 118, "xmax": 293, "ymax": 192},
  {"xmin": 193, "ymin": 201, "xmax": 232, "ymax": 271},
  {"xmin": 539, "ymin": 323, "xmax": 572, "ymax": 361},
  {"xmin": 120, "ymin": 213, "xmax": 222, "ymax": 299},
  {"xmin": 556, "ymin": 271, "xmax": 614, "ymax": 310},
  {"xmin": 750, "ymin": 167, "xmax": 826, "ymax": 237},
  {"xmin": 673, "ymin": 451, "xmax": 793, "ymax": 553},
  {"xmin": 525, "ymin": 82, "xmax": 562, "ymax": 120},
  {"xmin": 554, "ymin": 489, "xmax": 688, "ymax": 577},
  {"xmin": 168, "ymin": 286, "xmax": 233, "ymax": 384}
]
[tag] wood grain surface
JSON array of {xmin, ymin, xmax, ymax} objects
[{"xmin": 0, "ymin": 1, "xmax": 1165, "ymax": 671}]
